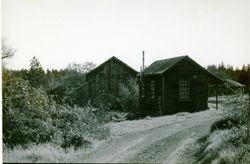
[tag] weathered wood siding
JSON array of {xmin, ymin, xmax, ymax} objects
[
  {"xmin": 86, "ymin": 57, "xmax": 138, "ymax": 104},
  {"xmin": 140, "ymin": 57, "xmax": 212, "ymax": 116},
  {"xmin": 163, "ymin": 58, "xmax": 209, "ymax": 114},
  {"xmin": 139, "ymin": 75, "xmax": 162, "ymax": 116}
]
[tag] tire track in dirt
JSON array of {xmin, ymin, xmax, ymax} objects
[
  {"xmin": 81, "ymin": 111, "xmax": 222, "ymax": 163},
  {"xmin": 125, "ymin": 124, "xmax": 211, "ymax": 163}
]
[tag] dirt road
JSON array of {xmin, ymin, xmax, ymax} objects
[{"xmin": 81, "ymin": 109, "xmax": 223, "ymax": 163}]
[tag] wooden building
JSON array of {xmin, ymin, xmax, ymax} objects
[
  {"xmin": 86, "ymin": 56, "xmax": 138, "ymax": 109},
  {"xmin": 139, "ymin": 55, "xmax": 223, "ymax": 116}
]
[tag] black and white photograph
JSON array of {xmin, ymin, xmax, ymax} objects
[{"xmin": 2, "ymin": 0, "xmax": 250, "ymax": 163}]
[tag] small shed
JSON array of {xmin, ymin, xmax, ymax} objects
[
  {"xmin": 224, "ymin": 78, "xmax": 245, "ymax": 94},
  {"xmin": 224, "ymin": 79, "xmax": 245, "ymax": 88},
  {"xmin": 86, "ymin": 56, "xmax": 138, "ymax": 109},
  {"xmin": 208, "ymin": 79, "xmax": 245, "ymax": 104},
  {"xmin": 139, "ymin": 55, "xmax": 223, "ymax": 116}
]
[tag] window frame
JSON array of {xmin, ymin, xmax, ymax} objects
[
  {"xmin": 179, "ymin": 80, "xmax": 190, "ymax": 99},
  {"xmin": 141, "ymin": 81, "xmax": 145, "ymax": 98},
  {"xmin": 151, "ymin": 80, "xmax": 155, "ymax": 99}
]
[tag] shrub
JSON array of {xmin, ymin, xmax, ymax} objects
[
  {"xmin": 3, "ymin": 71, "xmax": 53, "ymax": 146},
  {"xmin": 51, "ymin": 105, "xmax": 109, "ymax": 149},
  {"xmin": 201, "ymin": 94, "xmax": 250, "ymax": 164},
  {"xmin": 210, "ymin": 118, "xmax": 239, "ymax": 132},
  {"xmin": 203, "ymin": 126, "xmax": 250, "ymax": 164},
  {"xmin": 3, "ymin": 71, "xmax": 110, "ymax": 149},
  {"xmin": 119, "ymin": 79, "xmax": 139, "ymax": 113}
]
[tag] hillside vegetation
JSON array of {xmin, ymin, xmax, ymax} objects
[
  {"xmin": 2, "ymin": 56, "xmax": 111, "ymax": 151},
  {"xmin": 194, "ymin": 94, "xmax": 250, "ymax": 164},
  {"xmin": 2, "ymin": 43, "xmax": 250, "ymax": 163}
]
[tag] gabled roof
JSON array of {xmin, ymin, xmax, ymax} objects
[
  {"xmin": 143, "ymin": 55, "xmax": 188, "ymax": 75},
  {"xmin": 87, "ymin": 56, "xmax": 138, "ymax": 75},
  {"xmin": 143, "ymin": 55, "xmax": 224, "ymax": 83}
]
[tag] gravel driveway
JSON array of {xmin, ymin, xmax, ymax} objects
[{"xmin": 81, "ymin": 109, "xmax": 223, "ymax": 163}]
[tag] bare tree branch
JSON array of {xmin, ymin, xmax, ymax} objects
[{"xmin": 1, "ymin": 39, "xmax": 16, "ymax": 60}]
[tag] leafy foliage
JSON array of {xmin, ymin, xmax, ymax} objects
[
  {"xmin": 2, "ymin": 45, "xmax": 105, "ymax": 151},
  {"xmin": 119, "ymin": 79, "xmax": 139, "ymax": 113},
  {"xmin": 46, "ymin": 69, "xmax": 86, "ymax": 105},
  {"xmin": 51, "ymin": 105, "xmax": 109, "ymax": 149},
  {"xmin": 45, "ymin": 62, "xmax": 95, "ymax": 106},
  {"xmin": 3, "ymin": 69, "xmax": 109, "ymax": 149},
  {"xmin": 3, "ymin": 70, "xmax": 52, "ymax": 146},
  {"xmin": 200, "ymin": 94, "xmax": 250, "ymax": 163}
]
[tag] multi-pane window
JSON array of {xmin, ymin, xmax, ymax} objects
[
  {"xmin": 179, "ymin": 80, "xmax": 190, "ymax": 99},
  {"xmin": 151, "ymin": 81, "xmax": 155, "ymax": 99}
]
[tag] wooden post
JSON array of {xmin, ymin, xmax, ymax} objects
[
  {"xmin": 216, "ymin": 83, "xmax": 218, "ymax": 110},
  {"xmin": 142, "ymin": 51, "xmax": 145, "ymax": 71},
  {"xmin": 162, "ymin": 75, "xmax": 165, "ymax": 115},
  {"xmin": 139, "ymin": 51, "xmax": 145, "ymax": 115}
]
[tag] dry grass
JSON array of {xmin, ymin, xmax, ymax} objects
[
  {"xmin": 196, "ymin": 94, "xmax": 250, "ymax": 164},
  {"xmin": 3, "ymin": 142, "xmax": 103, "ymax": 163},
  {"xmin": 202, "ymin": 128, "xmax": 250, "ymax": 164}
]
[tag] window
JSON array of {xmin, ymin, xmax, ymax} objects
[
  {"xmin": 179, "ymin": 80, "xmax": 190, "ymax": 99},
  {"xmin": 151, "ymin": 81, "xmax": 155, "ymax": 99}
]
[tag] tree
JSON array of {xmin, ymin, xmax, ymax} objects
[
  {"xmin": 82, "ymin": 62, "xmax": 96, "ymax": 73},
  {"xmin": 2, "ymin": 72, "xmax": 53, "ymax": 145},
  {"xmin": 66, "ymin": 62, "xmax": 96, "ymax": 74},
  {"xmin": 1, "ymin": 39, "xmax": 16, "ymax": 69},
  {"xmin": 1, "ymin": 39, "xmax": 16, "ymax": 60},
  {"xmin": 218, "ymin": 61, "xmax": 226, "ymax": 72},
  {"xmin": 207, "ymin": 65, "xmax": 217, "ymax": 71},
  {"xmin": 28, "ymin": 56, "xmax": 46, "ymax": 88},
  {"xmin": 46, "ymin": 62, "xmax": 96, "ymax": 106}
]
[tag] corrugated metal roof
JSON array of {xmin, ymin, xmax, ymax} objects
[
  {"xmin": 225, "ymin": 79, "xmax": 245, "ymax": 87},
  {"xmin": 143, "ymin": 55, "xmax": 187, "ymax": 75},
  {"xmin": 142, "ymin": 55, "xmax": 224, "ymax": 83}
]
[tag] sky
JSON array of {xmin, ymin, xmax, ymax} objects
[{"xmin": 2, "ymin": 0, "xmax": 250, "ymax": 71}]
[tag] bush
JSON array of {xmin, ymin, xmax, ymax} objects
[
  {"xmin": 222, "ymin": 92, "xmax": 248, "ymax": 124},
  {"xmin": 210, "ymin": 118, "xmax": 239, "ymax": 132},
  {"xmin": 119, "ymin": 79, "xmax": 139, "ymax": 113},
  {"xmin": 3, "ymin": 71, "xmax": 110, "ymax": 149},
  {"xmin": 199, "ymin": 94, "xmax": 250, "ymax": 164},
  {"xmin": 202, "ymin": 126, "xmax": 250, "ymax": 164},
  {"xmin": 3, "ymin": 71, "xmax": 53, "ymax": 146},
  {"xmin": 51, "ymin": 105, "xmax": 110, "ymax": 149}
]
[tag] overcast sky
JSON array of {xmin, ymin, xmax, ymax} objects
[{"xmin": 2, "ymin": 0, "xmax": 250, "ymax": 71}]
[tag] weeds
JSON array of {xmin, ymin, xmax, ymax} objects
[
  {"xmin": 3, "ymin": 104, "xmax": 111, "ymax": 162},
  {"xmin": 197, "ymin": 93, "xmax": 250, "ymax": 164},
  {"xmin": 3, "ymin": 143, "xmax": 91, "ymax": 163}
]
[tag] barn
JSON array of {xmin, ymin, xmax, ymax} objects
[
  {"xmin": 85, "ymin": 56, "xmax": 138, "ymax": 110},
  {"xmin": 139, "ymin": 55, "xmax": 223, "ymax": 116}
]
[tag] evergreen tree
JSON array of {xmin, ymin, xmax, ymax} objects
[
  {"xmin": 218, "ymin": 61, "xmax": 226, "ymax": 72},
  {"xmin": 28, "ymin": 56, "xmax": 46, "ymax": 88}
]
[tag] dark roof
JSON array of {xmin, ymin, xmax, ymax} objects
[
  {"xmin": 225, "ymin": 79, "xmax": 245, "ymax": 87},
  {"xmin": 143, "ymin": 55, "xmax": 224, "ymax": 82},
  {"xmin": 87, "ymin": 56, "xmax": 138, "ymax": 75},
  {"xmin": 143, "ymin": 55, "xmax": 188, "ymax": 75}
]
